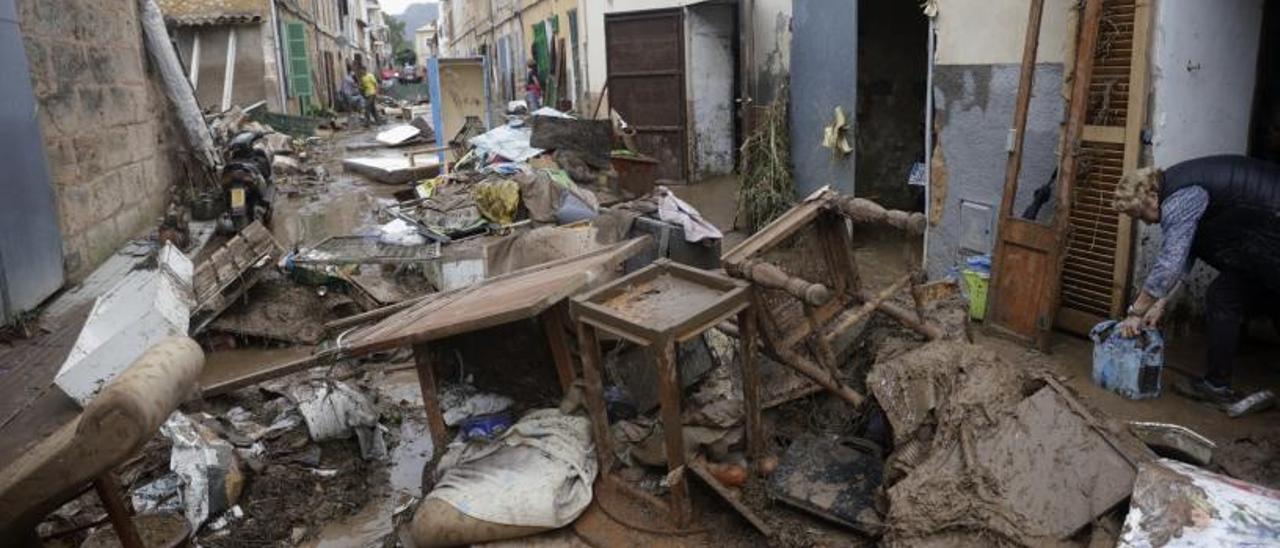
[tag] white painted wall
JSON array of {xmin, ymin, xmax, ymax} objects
[
  {"xmin": 1133, "ymin": 0, "xmax": 1264, "ymax": 321},
  {"xmin": 686, "ymin": 3, "xmax": 736, "ymax": 178},
  {"xmin": 934, "ymin": 0, "xmax": 1073, "ymax": 65}
]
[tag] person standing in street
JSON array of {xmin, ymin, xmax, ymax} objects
[
  {"xmin": 525, "ymin": 59, "xmax": 542, "ymax": 111},
  {"xmin": 358, "ymin": 65, "xmax": 382, "ymax": 125},
  {"xmin": 340, "ymin": 65, "xmax": 361, "ymax": 114}
]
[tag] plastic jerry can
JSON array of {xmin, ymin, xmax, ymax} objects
[{"xmin": 1090, "ymin": 320, "xmax": 1164, "ymax": 399}]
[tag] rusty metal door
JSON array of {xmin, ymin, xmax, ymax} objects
[
  {"xmin": 605, "ymin": 10, "xmax": 686, "ymax": 182},
  {"xmin": 0, "ymin": 0, "xmax": 65, "ymax": 325}
]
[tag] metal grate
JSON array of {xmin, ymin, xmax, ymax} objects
[{"xmin": 294, "ymin": 236, "xmax": 441, "ymax": 265}]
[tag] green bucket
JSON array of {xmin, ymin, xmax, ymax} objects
[{"xmin": 962, "ymin": 269, "xmax": 990, "ymax": 320}]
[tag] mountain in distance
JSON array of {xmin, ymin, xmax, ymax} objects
[{"xmin": 395, "ymin": 2, "xmax": 440, "ymax": 43}]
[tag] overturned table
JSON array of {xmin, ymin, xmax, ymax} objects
[{"xmin": 340, "ymin": 238, "xmax": 649, "ymax": 450}]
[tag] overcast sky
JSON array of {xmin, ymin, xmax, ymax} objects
[{"xmin": 379, "ymin": 0, "xmax": 432, "ymax": 17}]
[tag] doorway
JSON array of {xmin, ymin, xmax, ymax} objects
[
  {"xmin": 1250, "ymin": 0, "xmax": 1280, "ymax": 162},
  {"xmin": 855, "ymin": 0, "xmax": 929, "ymax": 212}
]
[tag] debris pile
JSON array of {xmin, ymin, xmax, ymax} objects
[{"xmin": 13, "ymin": 88, "xmax": 1278, "ymax": 548}]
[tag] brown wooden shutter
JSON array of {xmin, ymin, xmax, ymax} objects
[{"xmin": 1057, "ymin": 0, "xmax": 1152, "ymax": 334}]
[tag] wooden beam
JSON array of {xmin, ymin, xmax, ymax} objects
[
  {"xmin": 1042, "ymin": 0, "xmax": 1106, "ymax": 351},
  {"xmin": 1081, "ymin": 124, "xmax": 1125, "ymax": 143}
]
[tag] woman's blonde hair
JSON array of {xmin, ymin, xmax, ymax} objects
[{"xmin": 1114, "ymin": 166, "xmax": 1160, "ymax": 211}]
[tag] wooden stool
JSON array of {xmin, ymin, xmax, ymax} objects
[{"xmin": 571, "ymin": 260, "xmax": 761, "ymax": 527}]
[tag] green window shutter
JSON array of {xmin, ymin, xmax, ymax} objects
[{"xmin": 285, "ymin": 22, "xmax": 312, "ymax": 98}]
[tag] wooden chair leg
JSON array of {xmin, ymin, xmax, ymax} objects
[
  {"xmin": 655, "ymin": 340, "xmax": 692, "ymax": 527},
  {"xmin": 739, "ymin": 305, "xmax": 764, "ymax": 466},
  {"xmin": 576, "ymin": 322, "xmax": 615, "ymax": 473},
  {"xmin": 94, "ymin": 472, "xmax": 143, "ymax": 548}
]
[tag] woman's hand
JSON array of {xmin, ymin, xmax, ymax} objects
[
  {"xmin": 1119, "ymin": 314, "xmax": 1144, "ymax": 337},
  {"xmin": 1119, "ymin": 297, "xmax": 1167, "ymax": 337}
]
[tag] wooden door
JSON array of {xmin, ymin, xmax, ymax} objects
[
  {"xmin": 988, "ymin": 0, "xmax": 1105, "ymax": 350},
  {"xmin": 605, "ymin": 10, "xmax": 687, "ymax": 182},
  {"xmin": 1056, "ymin": 0, "xmax": 1152, "ymax": 334}
]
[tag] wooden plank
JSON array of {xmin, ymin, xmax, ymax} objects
[
  {"xmin": 209, "ymin": 248, "xmax": 234, "ymax": 284},
  {"xmin": 1082, "ymin": 124, "xmax": 1125, "ymax": 143},
  {"xmin": 342, "ymin": 238, "xmax": 648, "ymax": 356},
  {"xmin": 225, "ymin": 236, "xmax": 250, "ymax": 270},
  {"xmin": 721, "ymin": 193, "xmax": 825, "ymax": 265},
  {"xmin": 688, "ymin": 459, "xmax": 772, "ymax": 536},
  {"xmin": 993, "ymin": 0, "xmax": 1046, "ymax": 223},
  {"xmin": 199, "ymin": 347, "xmax": 329, "ymax": 397},
  {"xmin": 1002, "ymin": 219, "xmax": 1056, "ymax": 251}
]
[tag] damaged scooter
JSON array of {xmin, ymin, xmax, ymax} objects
[{"xmin": 217, "ymin": 131, "xmax": 276, "ymax": 234}]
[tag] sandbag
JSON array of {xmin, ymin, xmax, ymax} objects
[{"xmin": 409, "ymin": 498, "xmax": 549, "ymax": 547}]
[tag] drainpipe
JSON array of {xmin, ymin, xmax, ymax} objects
[
  {"xmin": 269, "ymin": 0, "xmax": 288, "ymax": 111},
  {"xmin": 922, "ymin": 15, "xmax": 936, "ymax": 271},
  {"xmin": 577, "ymin": 0, "xmax": 588, "ymax": 107}
]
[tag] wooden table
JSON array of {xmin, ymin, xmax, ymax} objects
[
  {"xmin": 571, "ymin": 260, "xmax": 760, "ymax": 527},
  {"xmin": 340, "ymin": 238, "xmax": 649, "ymax": 450}
]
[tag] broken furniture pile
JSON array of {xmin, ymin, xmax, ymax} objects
[{"xmin": 10, "ymin": 183, "xmax": 1280, "ymax": 546}]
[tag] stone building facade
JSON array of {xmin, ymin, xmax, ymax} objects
[{"xmin": 17, "ymin": 0, "xmax": 184, "ymax": 280}]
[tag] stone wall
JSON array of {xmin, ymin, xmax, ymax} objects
[{"xmin": 18, "ymin": 0, "xmax": 182, "ymax": 280}]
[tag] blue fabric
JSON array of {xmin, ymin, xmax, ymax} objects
[{"xmin": 1144, "ymin": 186, "xmax": 1208, "ymax": 298}]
